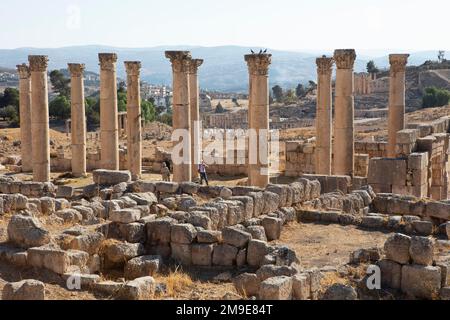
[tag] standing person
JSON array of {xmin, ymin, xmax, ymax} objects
[
  {"xmin": 198, "ymin": 160, "xmax": 209, "ymax": 186},
  {"xmin": 161, "ymin": 162, "xmax": 171, "ymax": 182}
]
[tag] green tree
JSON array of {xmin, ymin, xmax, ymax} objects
[
  {"xmin": 366, "ymin": 60, "xmax": 379, "ymax": 74},
  {"xmin": 117, "ymin": 90, "xmax": 127, "ymax": 112},
  {"xmin": 215, "ymin": 102, "xmax": 225, "ymax": 113},
  {"xmin": 141, "ymin": 99, "xmax": 156, "ymax": 123},
  {"xmin": 284, "ymin": 89, "xmax": 297, "ymax": 104},
  {"xmin": 296, "ymin": 84, "xmax": 306, "ymax": 98},
  {"xmin": 49, "ymin": 70, "xmax": 70, "ymax": 97},
  {"xmin": 0, "ymin": 105, "xmax": 19, "ymax": 126},
  {"xmin": 85, "ymin": 96, "xmax": 100, "ymax": 125},
  {"xmin": 0, "ymin": 87, "xmax": 20, "ymax": 108},
  {"xmin": 49, "ymin": 95, "xmax": 71, "ymax": 120},
  {"xmin": 272, "ymin": 85, "xmax": 283, "ymax": 102},
  {"xmin": 422, "ymin": 87, "xmax": 450, "ymax": 108}
]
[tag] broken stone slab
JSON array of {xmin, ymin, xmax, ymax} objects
[
  {"xmin": 93, "ymin": 169, "xmax": 131, "ymax": 185},
  {"xmin": 222, "ymin": 226, "xmax": 252, "ymax": 248},
  {"xmin": 212, "ymin": 244, "xmax": 238, "ymax": 266},
  {"xmin": 2, "ymin": 279, "xmax": 45, "ymax": 300},
  {"xmin": 292, "ymin": 273, "xmax": 310, "ymax": 300},
  {"xmin": 171, "ymin": 223, "xmax": 197, "ymax": 244},
  {"xmin": 130, "ymin": 180, "xmax": 156, "ymax": 193},
  {"xmin": 261, "ymin": 216, "xmax": 282, "ymax": 241},
  {"xmin": 259, "ymin": 276, "xmax": 293, "ymax": 300},
  {"xmin": 384, "ymin": 233, "xmax": 411, "ymax": 264},
  {"xmin": 56, "ymin": 185, "xmax": 74, "ymax": 198},
  {"xmin": 322, "ymin": 283, "xmax": 357, "ymax": 300},
  {"xmin": 119, "ymin": 276, "xmax": 156, "ymax": 300},
  {"xmin": 155, "ymin": 181, "xmax": 179, "ymax": 193},
  {"xmin": 124, "ymin": 255, "xmax": 162, "ymax": 280},
  {"xmin": 233, "ymin": 273, "xmax": 260, "ymax": 297},
  {"xmin": 110, "ymin": 209, "xmax": 141, "ymax": 224},
  {"xmin": 117, "ymin": 222, "xmax": 145, "ymax": 243},
  {"xmin": 256, "ymin": 265, "xmax": 297, "ymax": 282},
  {"xmin": 247, "ymin": 239, "xmax": 271, "ymax": 267},
  {"xmin": 7, "ymin": 214, "xmax": 51, "ymax": 249},
  {"xmin": 246, "ymin": 225, "xmax": 267, "ymax": 242},
  {"xmin": 197, "ymin": 230, "xmax": 222, "ymax": 244},
  {"xmin": 349, "ymin": 248, "xmax": 381, "ymax": 265},
  {"xmin": 62, "ymin": 273, "xmax": 101, "ymax": 289},
  {"xmin": 56, "ymin": 209, "xmax": 83, "ymax": 224},
  {"xmin": 69, "ymin": 232, "xmax": 105, "ymax": 255},
  {"xmin": 102, "ymin": 241, "xmax": 145, "ymax": 268}
]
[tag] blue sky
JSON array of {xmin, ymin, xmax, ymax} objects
[{"xmin": 1, "ymin": 0, "xmax": 448, "ymax": 52}]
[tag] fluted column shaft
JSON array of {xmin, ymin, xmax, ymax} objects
[
  {"xmin": 17, "ymin": 64, "xmax": 32, "ymax": 172},
  {"xmin": 188, "ymin": 59, "xmax": 203, "ymax": 179}
]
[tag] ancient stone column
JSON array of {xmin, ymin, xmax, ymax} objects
[
  {"xmin": 315, "ymin": 56, "xmax": 334, "ymax": 175},
  {"xmin": 387, "ymin": 54, "xmax": 409, "ymax": 157},
  {"xmin": 99, "ymin": 53, "xmax": 119, "ymax": 170},
  {"xmin": 245, "ymin": 53, "xmax": 272, "ymax": 188},
  {"xmin": 165, "ymin": 51, "xmax": 192, "ymax": 182},
  {"xmin": 188, "ymin": 58, "xmax": 203, "ymax": 179},
  {"xmin": 28, "ymin": 55, "xmax": 50, "ymax": 182},
  {"xmin": 17, "ymin": 64, "xmax": 32, "ymax": 172},
  {"xmin": 333, "ymin": 49, "xmax": 356, "ymax": 176},
  {"xmin": 124, "ymin": 61, "xmax": 142, "ymax": 180},
  {"xmin": 68, "ymin": 63, "xmax": 87, "ymax": 177}
]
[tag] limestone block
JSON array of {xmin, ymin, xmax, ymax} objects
[
  {"xmin": 401, "ymin": 265, "xmax": 441, "ymax": 299},
  {"xmin": 120, "ymin": 277, "xmax": 156, "ymax": 300},
  {"xmin": 246, "ymin": 226, "xmax": 267, "ymax": 242},
  {"xmin": 377, "ymin": 259, "xmax": 402, "ymax": 290},
  {"xmin": 292, "ymin": 273, "xmax": 310, "ymax": 300},
  {"xmin": 93, "ymin": 169, "xmax": 131, "ymax": 185},
  {"xmin": 259, "ymin": 276, "xmax": 292, "ymax": 300},
  {"xmin": 384, "ymin": 233, "xmax": 411, "ymax": 264},
  {"xmin": 261, "ymin": 216, "xmax": 282, "ymax": 241},
  {"xmin": 7, "ymin": 214, "xmax": 50, "ymax": 249},
  {"xmin": 197, "ymin": 230, "xmax": 222, "ymax": 244},
  {"xmin": 247, "ymin": 239, "xmax": 270, "ymax": 267},
  {"xmin": 222, "ymin": 226, "xmax": 252, "ymax": 248},
  {"xmin": 213, "ymin": 244, "xmax": 238, "ymax": 266},
  {"xmin": 233, "ymin": 273, "xmax": 260, "ymax": 297},
  {"xmin": 322, "ymin": 283, "xmax": 357, "ymax": 300},
  {"xmin": 124, "ymin": 255, "xmax": 161, "ymax": 279},
  {"xmin": 170, "ymin": 223, "xmax": 197, "ymax": 244},
  {"xmin": 191, "ymin": 244, "xmax": 214, "ymax": 266},
  {"xmin": 409, "ymin": 236, "xmax": 434, "ymax": 266},
  {"xmin": 256, "ymin": 265, "xmax": 297, "ymax": 282},
  {"xmin": 2, "ymin": 279, "xmax": 45, "ymax": 300},
  {"xmin": 118, "ymin": 222, "xmax": 145, "ymax": 243},
  {"xmin": 146, "ymin": 218, "xmax": 175, "ymax": 244},
  {"xmin": 110, "ymin": 209, "xmax": 141, "ymax": 224}
]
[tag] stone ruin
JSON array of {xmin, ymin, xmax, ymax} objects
[{"xmin": 1, "ymin": 49, "xmax": 449, "ymax": 300}]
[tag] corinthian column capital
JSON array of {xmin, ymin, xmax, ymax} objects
[
  {"xmin": 16, "ymin": 63, "xmax": 30, "ymax": 79},
  {"xmin": 316, "ymin": 56, "xmax": 334, "ymax": 75},
  {"xmin": 389, "ymin": 54, "xmax": 409, "ymax": 73},
  {"xmin": 244, "ymin": 54, "xmax": 272, "ymax": 76},
  {"xmin": 68, "ymin": 63, "xmax": 85, "ymax": 77},
  {"xmin": 165, "ymin": 51, "xmax": 192, "ymax": 73},
  {"xmin": 99, "ymin": 53, "xmax": 118, "ymax": 71},
  {"xmin": 333, "ymin": 49, "xmax": 356, "ymax": 70},
  {"xmin": 186, "ymin": 59, "xmax": 204, "ymax": 74},
  {"xmin": 124, "ymin": 61, "xmax": 142, "ymax": 76},
  {"xmin": 28, "ymin": 55, "xmax": 49, "ymax": 72}
]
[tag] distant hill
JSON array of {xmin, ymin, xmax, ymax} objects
[{"xmin": 0, "ymin": 46, "xmax": 444, "ymax": 92}]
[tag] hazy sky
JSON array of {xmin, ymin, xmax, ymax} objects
[{"xmin": 1, "ymin": 0, "xmax": 449, "ymax": 51}]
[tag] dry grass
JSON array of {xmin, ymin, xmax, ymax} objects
[{"xmin": 154, "ymin": 267, "xmax": 194, "ymax": 298}]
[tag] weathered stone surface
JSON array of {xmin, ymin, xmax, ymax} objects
[
  {"xmin": 292, "ymin": 273, "xmax": 310, "ymax": 300},
  {"xmin": 102, "ymin": 241, "xmax": 145, "ymax": 267},
  {"xmin": 222, "ymin": 227, "xmax": 252, "ymax": 248},
  {"xmin": 7, "ymin": 214, "xmax": 50, "ymax": 248},
  {"xmin": 93, "ymin": 170, "xmax": 131, "ymax": 185},
  {"xmin": 191, "ymin": 244, "xmax": 214, "ymax": 266},
  {"xmin": 246, "ymin": 225, "xmax": 267, "ymax": 242},
  {"xmin": 179, "ymin": 182, "xmax": 200, "ymax": 195},
  {"xmin": 256, "ymin": 265, "xmax": 297, "ymax": 281},
  {"xmin": 155, "ymin": 182, "xmax": 179, "ymax": 193},
  {"xmin": 213, "ymin": 244, "xmax": 238, "ymax": 266},
  {"xmin": 171, "ymin": 223, "xmax": 197, "ymax": 244},
  {"xmin": 261, "ymin": 217, "xmax": 282, "ymax": 241},
  {"xmin": 146, "ymin": 218, "xmax": 175, "ymax": 244},
  {"xmin": 171, "ymin": 243, "xmax": 192, "ymax": 265},
  {"xmin": 384, "ymin": 233, "xmax": 411, "ymax": 264},
  {"xmin": 27, "ymin": 245, "xmax": 89, "ymax": 274},
  {"xmin": 259, "ymin": 276, "xmax": 292, "ymax": 300},
  {"xmin": 118, "ymin": 222, "xmax": 145, "ymax": 243},
  {"xmin": 322, "ymin": 284, "xmax": 357, "ymax": 300},
  {"xmin": 197, "ymin": 230, "xmax": 222, "ymax": 244},
  {"xmin": 247, "ymin": 240, "xmax": 270, "ymax": 267},
  {"xmin": 56, "ymin": 186, "xmax": 74, "ymax": 198},
  {"xmin": 120, "ymin": 276, "xmax": 155, "ymax": 300},
  {"xmin": 262, "ymin": 191, "xmax": 280, "ymax": 214},
  {"xmin": 409, "ymin": 236, "xmax": 434, "ymax": 266},
  {"xmin": 110, "ymin": 209, "xmax": 141, "ymax": 224},
  {"xmin": 377, "ymin": 259, "xmax": 402, "ymax": 290},
  {"xmin": 361, "ymin": 216, "xmax": 385, "ymax": 229},
  {"xmin": 413, "ymin": 221, "xmax": 433, "ymax": 236},
  {"xmin": 69, "ymin": 232, "xmax": 104, "ymax": 255},
  {"xmin": 401, "ymin": 265, "xmax": 441, "ymax": 299},
  {"xmin": 124, "ymin": 255, "xmax": 161, "ymax": 279},
  {"xmin": 127, "ymin": 192, "xmax": 157, "ymax": 206},
  {"xmin": 130, "ymin": 180, "xmax": 156, "ymax": 193},
  {"xmin": 350, "ymin": 248, "xmax": 381, "ymax": 264},
  {"xmin": 2, "ymin": 279, "xmax": 45, "ymax": 300},
  {"xmin": 56, "ymin": 209, "xmax": 83, "ymax": 224},
  {"xmin": 233, "ymin": 273, "xmax": 260, "ymax": 297}
]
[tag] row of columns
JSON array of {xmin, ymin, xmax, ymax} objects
[
  {"xmin": 315, "ymin": 50, "xmax": 409, "ymax": 176},
  {"xmin": 17, "ymin": 54, "xmax": 144, "ymax": 182}
]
